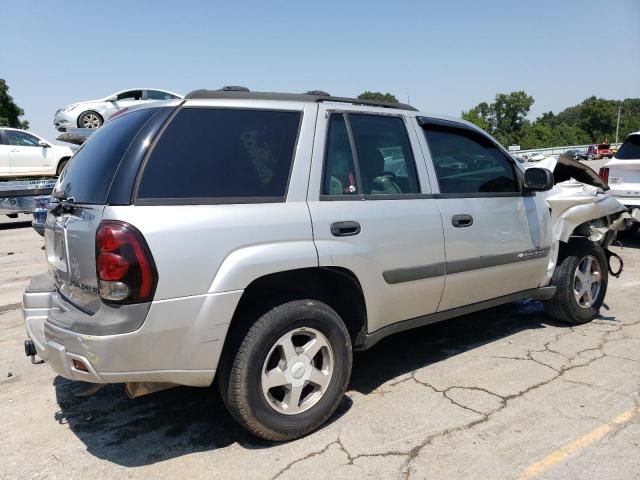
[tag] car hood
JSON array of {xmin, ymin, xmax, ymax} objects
[{"xmin": 536, "ymin": 155, "xmax": 609, "ymax": 190}]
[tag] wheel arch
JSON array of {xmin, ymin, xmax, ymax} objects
[
  {"xmin": 56, "ymin": 156, "xmax": 71, "ymax": 175},
  {"xmin": 218, "ymin": 267, "xmax": 368, "ymax": 373}
]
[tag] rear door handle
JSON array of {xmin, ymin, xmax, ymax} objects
[
  {"xmin": 330, "ymin": 221, "xmax": 361, "ymax": 237},
  {"xmin": 451, "ymin": 214, "xmax": 473, "ymax": 228}
]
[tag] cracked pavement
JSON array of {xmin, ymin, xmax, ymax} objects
[{"xmin": 1, "ymin": 215, "xmax": 639, "ymax": 480}]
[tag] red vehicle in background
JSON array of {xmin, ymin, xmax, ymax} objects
[{"xmin": 587, "ymin": 143, "xmax": 613, "ymax": 160}]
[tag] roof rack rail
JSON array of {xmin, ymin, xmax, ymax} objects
[
  {"xmin": 184, "ymin": 89, "xmax": 417, "ymax": 111},
  {"xmin": 317, "ymin": 96, "xmax": 417, "ymax": 111}
]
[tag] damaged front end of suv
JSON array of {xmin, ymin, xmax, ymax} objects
[{"xmin": 536, "ymin": 155, "xmax": 640, "ymax": 283}]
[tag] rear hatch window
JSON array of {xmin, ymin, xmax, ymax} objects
[
  {"xmin": 53, "ymin": 107, "xmax": 159, "ymax": 204},
  {"xmin": 136, "ymin": 108, "xmax": 301, "ymax": 203},
  {"xmin": 615, "ymin": 135, "xmax": 640, "ymax": 159}
]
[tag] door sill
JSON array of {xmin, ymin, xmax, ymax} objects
[{"xmin": 356, "ymin": 286, "xmax": 556, "ymax": 350}]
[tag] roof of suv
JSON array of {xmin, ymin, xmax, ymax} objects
[{"xmin": 185, "ymin": 87, "xmax": 418, "ymax": 111}]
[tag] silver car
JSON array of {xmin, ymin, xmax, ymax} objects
[
  {"xmin": 24, "ymin": 88, "xmax": 635, "ymax": 441},
  {"xmin": 53, "ymin": 88, "xmax": 182, "ymax": 131}
]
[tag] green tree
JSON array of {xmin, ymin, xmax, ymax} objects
[
  {"xmin": 576, "ymin": 96, "xmax": 616, "ymax": 142},
  {"xmin": 464, "ymin": 91, "xmax": 640, "ymax": 148},
  {"xmin": 461, "ymin": 104, "xmax": 490, "ymax": 132},
  {"xmin": 462, "ymin": 91, "xmax": 534, "ymax": 146},
  {"xmin": 357, "ymin": 91, "xmax": 399, "ymax": 103},
  {"xmin": 0, "ymin": 79, "xmax": 28, "ymax": 129}
]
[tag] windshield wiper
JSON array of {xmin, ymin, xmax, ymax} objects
[{"xmin": 49, "ymin": 197, "xmax": 76, "ymax": 216}]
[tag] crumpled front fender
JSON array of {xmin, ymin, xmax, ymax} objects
[
  {"xmin": 544, "ymin": 185, "xmax": 627, "ymax": 242},
  {"xmin": 535, "ymin": 157, "xmax": 629, "ymax": 243}
]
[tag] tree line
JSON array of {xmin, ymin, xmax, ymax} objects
[
  {"xmin": 360, "ymin": 90, "xmax": 640, "ymax": 149},
  {"xmin": 461, "ymin": 92, "xmax": 640, "ymax": 149}
]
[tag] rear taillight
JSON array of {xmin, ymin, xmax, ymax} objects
[
  {"xmin": 598, "ymin": 167, "xmax": 609, "ymax": 184},
  {"xmin": 96, "ymin": 221, "xmax": 157, "ymax": 303}
]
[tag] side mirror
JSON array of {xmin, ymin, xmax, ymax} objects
[
  {"xmin": 38, "ymin": 140, "xmax": 50, "ymax": 148},
  {"xmin": 105, "ymin": 95, "xmax": 118, "ymax": 102},
  {"xmin": 524, "ymin": 167, "xmax": 554, "ymax": 191}
]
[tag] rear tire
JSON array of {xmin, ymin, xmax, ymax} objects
[
  {"xmin": 544, "ymin": 239, "xmax": 608, "ymax": 324},
  {"xmin": 218, "ymin": 299, "xmax": 352, "ymax": 441}
]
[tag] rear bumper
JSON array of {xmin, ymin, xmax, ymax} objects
[{"xmin": 23, "ymin": 273, "xmax": 243, "ymax": 386}]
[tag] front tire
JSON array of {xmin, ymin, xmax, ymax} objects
[
  {"xmin": 219, "ymin": 299, "xmax": 352, "ymax": 441},
  {"xmin": 544, "ymin": 239, "xmax": 608, "ymax": 324},
  {"xmin": 77, "ymin": 110, "xmax": 103, "ymax": 129}
]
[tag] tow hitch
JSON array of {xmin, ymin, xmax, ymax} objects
[{"xmin": 24, "ymin": 339, "xmax": 43, "ymax": 364}]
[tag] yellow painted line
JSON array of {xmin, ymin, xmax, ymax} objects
[{"xmin": 517, "ymin": 406, "xmax": 639, "ymax": 480}]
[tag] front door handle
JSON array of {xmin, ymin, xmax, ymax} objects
[
  {"xmin": 452, "ymin": 214, "xmax": 473, "ymax": 228},
  {"xmin": 330, "ymin": 221, "xmax": 361, "ymax": 237}
]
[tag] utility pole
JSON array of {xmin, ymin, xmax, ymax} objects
[{"xmin": 615, "ymin": 104, "xmax": 621, "ymax": 145}]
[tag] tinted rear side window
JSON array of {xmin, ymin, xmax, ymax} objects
[
  {"xmin": 616, "ymin": 135, "xmax": 640, "ymax": 159},
  {"xmin": 53, "ymin": 107, "xmax": 158, "ymax": 203},
  {"xmin": 137, "ymin": 108, "xmax": 301, "ymax": 202}
]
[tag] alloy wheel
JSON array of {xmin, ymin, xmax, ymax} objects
[
  {"xmin": 573, "ymin": 255, "xmax": 602, "ymax": 308},
  {"xmin": 261, "ymin": 327, "xmax": 334, "ymax": 415}
]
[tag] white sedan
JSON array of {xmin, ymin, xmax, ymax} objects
[
  {"xmin": 53, "ymin": 88, "xmax": 182, "ymax": 131},
  {"xmin": 0, "ymin": 128, "xmax": 73, "ymax": 177}
]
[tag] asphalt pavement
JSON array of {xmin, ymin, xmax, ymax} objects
[{"xmin": 0, "ymin": 213, "xmax": 638, "ymax": 480}]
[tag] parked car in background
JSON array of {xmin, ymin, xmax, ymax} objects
[
  {"xmin": 527, "ymin": 152, "xmax": 546, "ymax": 162},
  {"xmin": 53, "ymin": 88, "xmax": 183, "ymax": 131},
  {"xmin": 587, "ymin": 143, "xmax": 613, "ymax": 160},
  {"xmin": 563, "ymin": 149, "xmax": 584, "ymax": 161},
  {"xmin": 0, "ymin": 128, "xmax": 73, "ymax": 177},
  {"xmin": 600, "ymin": 132, "xmax": 640, "ymax": 235}
]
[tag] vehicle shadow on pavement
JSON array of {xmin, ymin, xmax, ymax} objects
[
  {"xmin": 351, "ymin": 300, "xmax": 570, "ymax": 395},
  {"xmin": 52, "ymin": 300, "xmax": 581, "ymax": 467},
  {"xmin": 619, "ymin": 235, "xmax": 640, "ymax": 249},
  {"xmin": 52, "ymin": 376, "xmax": 353, "ymax": 467},
  {"xmin": 0, "ymin": 220, "xmax": 32, "ymax": 231}
]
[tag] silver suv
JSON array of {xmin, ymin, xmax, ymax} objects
[{"xmin": 23, "ymin": 88, "xmax": 634, "ymax": 441}]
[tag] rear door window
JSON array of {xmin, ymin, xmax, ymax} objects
[
  {"xmin": 145, "ymin": 90, "xmax": 179, "ymax": 100},
  {"xmin": 137, "ymin": 108, "xmax": 301, "ymax": 202},
  {"xmin": 117, "ymin": 90, "xmax": 143, "ymax": 101},
  {"xmin": 616, "ymin": 136, "xmax": 640, "ymax": 159},
  {"xmin": 322, "ymin": 113, "xmax": 420, "ymax": 197},
  {"xmin": 53, "ymin": 107, "xmax": 158, "ymax": 203}
]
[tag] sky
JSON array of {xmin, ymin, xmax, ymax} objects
[{"xmin": 2, "ymin": 0, "xmax": 639, "ymax": 142}]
